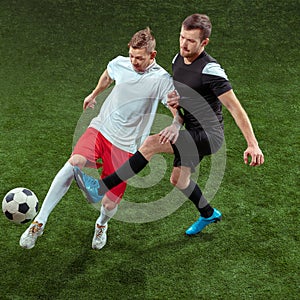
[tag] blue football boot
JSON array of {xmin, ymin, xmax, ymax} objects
[
  {"xmin": 185, "ymin": 208, "xmax": 222, "ymax": 235},
  {"xmin": 73, "ymin": 167, "xmax": 103, "ymax": 203}
]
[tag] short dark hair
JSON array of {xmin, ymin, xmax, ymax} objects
[
  {"xmin": 182, "ymin": 14, "xmax": 212, "ymax": 40},
  {"xmin": 128, "ymin": 27, "xmax": 156, "ymax": 53}
]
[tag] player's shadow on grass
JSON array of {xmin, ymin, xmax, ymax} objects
[
  {"xmin": 185, "ymin": 231, "xmax": 215, "ymax": 242},
  {"xmin": 108, "ymin": 228, "xmax": 217, "ymax": 257},
  {"xmin": 15, "ymin": 230, "xmax": 97, "ymax": 299}
]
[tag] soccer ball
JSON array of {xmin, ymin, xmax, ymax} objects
[{"xmin": 2, "ymin": 187, "xmax": 39, "ymax": 224}]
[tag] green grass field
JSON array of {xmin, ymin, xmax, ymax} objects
[{"xmin": 0, "ymin": 0, "xmax": 299, "ymax": 299}]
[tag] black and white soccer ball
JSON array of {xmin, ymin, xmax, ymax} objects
[{"xmin": 2, "ymin": 187, "xmax": 39, "ymax": 224}]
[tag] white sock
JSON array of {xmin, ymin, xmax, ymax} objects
[
  {"xmin": 96, "ymin": 205, "xmax": 118, "ymax": 226},
  {"xmin": 34, "ymin": 162, "xmax": 74, "ymax": 226}
]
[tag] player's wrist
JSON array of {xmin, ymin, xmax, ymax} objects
[
  {"xmin": 91, "ymin": 91, "xmax": 97, "ymax": 99},
  {"xmin": 172, "ymin": 119, "xmax": 182, "ymax": 130},
  {"xmin": 247, "ymin": 139, "xmax": 259, "ymax": 148}
]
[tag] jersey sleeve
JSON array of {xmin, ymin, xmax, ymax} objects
[
  {"xmin": 202, "ymin": 62, "xmax": 232, "ymax": 96},
  {"xmin": 160, "ymin": 74, "xmax": 175, "ymax": 107},
  {"xmin": 107, "ymin": 56, "xmax": 121, "ymax": 80},
  {"xmin": 172, "ymin": 53, "xmax": 179, "ymax": 65}
]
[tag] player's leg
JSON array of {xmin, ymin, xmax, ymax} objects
[
  {"xmin": 92, "ymin": 195, "xmax": 125, "ymax": 250},
  {"xmin": 74, "ymin": 134, "xmax": 174, "ymax": 203},
  {"xmin": 91, "ymin": 139, "xmax": 131, "ymax": 249},
  {"xmin": 139, "ymin": 134, "xmax": 174, "ymax": 160},
  {"xmin": 20, "ymin": 128, "xmax": 98, "ymax": 249},
  {"xmin": 101, "ymin": 134, "xmax": 173, "ymax": 187},
  {"xmin": 91, "ymin": 196, "xmax": 117, "ymax": 250},
  {"xmin": 170, "ymin": 128, "xmax": 223, "ymax": 235},
  {"xmin": 171, "ymin": 166, "xmax": 214, "ymax": 215},
  {"xmin": 170, "ymin": 165, "xmax": 221, "ymax": 235},
  {"xmin": 36, "ymin": 155, "xmax": 86, "ymax": 225},
  {"xmin": 19, "ymin": 156, "xmax": 86, "ymax": 249}
]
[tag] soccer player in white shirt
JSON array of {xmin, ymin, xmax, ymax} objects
[
  {"xmin": 20, "ymin": 27, "xmax": 174, "ymax": 250},
  {"xmin": 74, "ymin": 14, "xmax": 264, "ymax": 236}
]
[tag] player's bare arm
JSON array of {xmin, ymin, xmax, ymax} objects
[
  {"xmin": 167, "ymin": 90, "xmax": 180, "ymax": 109},
  {"xmin": 83, "ymin": 69, "xmax": 114, "ymax": 110},
  {"xmin": 159, "ymin": 91, "xmax": 183, "ymax": 144},
  {"xmin": 218, "ymin": 89, "xmax": 264, "ymax": 166},
  {"xmin": 159, "ymin": 109, "xmax": 183, "ymax": 144}
]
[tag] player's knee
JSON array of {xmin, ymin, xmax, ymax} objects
[
  {"xmin": 170, "ymin": 175, "xmax": 177, "ymax": 187},
  {"xmin": 68, "ymin": 154, "xmax": 86, "ymax": 169},
  {"xmin": 170, "ymin": 172, "xmax": 189, "ymax": 190},
  {"xmin": 143, "ymin": 135, "xmax": 159, "ymax": 149},
  {"xmin": 139, "ymin": 135, "xmax": 161, "ymax": 159},
  {"xmin": 102, "ymin": 197, "xmax": 118, "ymax": 211},
  {"xmin": 170, "ymin": 167, "xmax": 180, "ymax": 187},
  {"xmin": 170, "ymin": 173, "xmax": 181, "ymax": 187}
]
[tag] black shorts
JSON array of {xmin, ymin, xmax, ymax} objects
[{"xmin": 171, "ymin": 128, "xmax": 224, "ymax": 172}]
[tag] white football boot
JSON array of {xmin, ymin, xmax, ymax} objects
[
  {"xmin": 92, "ymin": 224, "xmax": 108, "ymax": 250},
  {"xmin": 19, "ymin": 221, "xmax": 44, "ymax": 249}
]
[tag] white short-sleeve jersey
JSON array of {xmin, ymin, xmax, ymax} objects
[{"xmin": 89, "ymin": 56, "xmax": 174, "ymax": 153}]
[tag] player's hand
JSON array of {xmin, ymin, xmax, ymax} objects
[
  {"xmin": 159, "ymin": 123, "xmax": 180, "ymax": 144},
  {"xmin": 83, "ymin": 93, "xmax": 97, "ymax": 110},
  {"xmin": 167, "ymin": 90, "xmax": 180, "ymax": 109},
  {"xmin": 243, "ymin": 145, "xmax": 264, "ymax": 166}
]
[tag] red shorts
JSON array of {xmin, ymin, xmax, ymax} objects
[{"xmin": 72, "ymin": 127, "xmax": 133, "ymax": 203}]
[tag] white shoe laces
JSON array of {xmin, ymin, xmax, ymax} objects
[
  {"xmin": 95, "ymin": 224, "xmax": 106, "ymax": 239},
  {"xmin": 29, "ymin": 221, "xmax": 43, "ymax": 235}
]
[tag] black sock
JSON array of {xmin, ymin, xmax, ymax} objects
[
  {"xmin": 180, "ymin": 180, "xmax": 214, "ymax": 218},
  {"xmin": 99, "ymin": 151, "xmax": 149, "ymax": 194},
  {"xmin": 199, "ymin": 204, "xmax": 214, "ymax": 218}
]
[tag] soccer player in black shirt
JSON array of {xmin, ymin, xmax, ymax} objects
[{"xmin": 74, "ymin": 14, "xmax": 264, "ymax": 236}]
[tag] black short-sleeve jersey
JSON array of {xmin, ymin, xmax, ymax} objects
[{"xmin": 172, "ymin": 51, "xmax": 232, "ymax": 130}]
